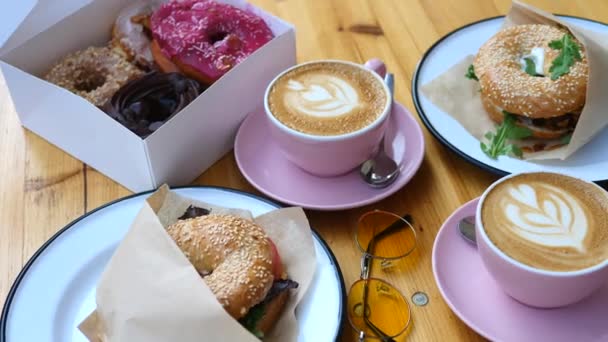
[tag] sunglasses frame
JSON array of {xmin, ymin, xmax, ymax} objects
[{"xmin": 348, "ymin": 210, "xmax": 417, "ymax": 341}]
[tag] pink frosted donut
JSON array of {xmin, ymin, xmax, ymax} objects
[{"xmin": 150, "ymin": 0, "xmax": 274, "ymax": 84}]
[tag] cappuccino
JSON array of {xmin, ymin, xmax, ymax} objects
[
  {"xmin": 267, "ymin": 61, "xmax": 388, "ymax": 136},
  {"xmin": 481, "ymin": 172, "xmax": 608, "ymax": 272}
]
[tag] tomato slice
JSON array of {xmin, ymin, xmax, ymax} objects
[{"xmin": 267, "ymin": 238, "xmax": 283, "ymax": 279}]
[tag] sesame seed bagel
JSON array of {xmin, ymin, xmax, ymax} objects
[
  {"xmin": 474, "ymin": 24, "xmax": 588, "ymax": 118},
  {"xmin": 167, "ymin": 214, "xmax": 274, "ymax": 319}
]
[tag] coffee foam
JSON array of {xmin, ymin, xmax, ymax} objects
[
  {"xmin": 504, "ymin": 182, "xmax": 588, "ymax": 252},
  {"xmin": 284, "ymin": 76, "xmax": 359, "ymax": 118},
  {"xmin": 268, "ymin": 62, "xmax": 387, "ymax": 136},
  {"xmin": 482, "ymin": 173, "xmax": 608, "ymax": 272}
]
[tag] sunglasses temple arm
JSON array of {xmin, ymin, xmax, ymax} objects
[
  {"xmin": 363, "ymin": 315, "xmax": 396, "ymax": 342},
  {"xmin": 360, "ymin": 269, "xmax": 395, "ymax": 342},
  {"xmin": 357, "ymin": 213, "xmax": 410, "ymax": 342},
  {"xmin": 360, "ymin": 254, "xmax": 372, "ymax": 279},
  {"xmin": 363, "ymin": 214, "xmax": 412, "ymax": 260},
  {"xmin": 373, "ymin": 214, "xmax": 413, "ymax": 244}
]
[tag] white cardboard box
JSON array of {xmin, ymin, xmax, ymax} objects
[{"xmin": 0, "ymin": 0, "xmax": 296, "ymax": 192}]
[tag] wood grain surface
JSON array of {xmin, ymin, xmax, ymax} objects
[{"xmin": 1, "ymin": 1, "xmax": 606, "ymax": 341}]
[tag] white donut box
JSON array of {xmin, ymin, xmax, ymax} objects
[{"xmin": 0, "ymin": 0, "xmax": 296, "ymax": 192}]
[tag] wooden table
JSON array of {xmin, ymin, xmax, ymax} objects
[{"xmin": 0, "ymin": 0, "xmax": 605, "ymax": 341}]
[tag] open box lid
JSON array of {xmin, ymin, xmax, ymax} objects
[{"xmin": 0, "ymin": 0, "xmax": 91, "ymax": 55}]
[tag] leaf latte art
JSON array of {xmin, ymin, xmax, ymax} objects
[
  {"xmin": 503, "ymin": 183, "xmax": 587, "ymax": 251},
  {"xmin": 267, "ymin": 61, "xmax": 387, "ymax": 136},
  {"xmin": 284, "ymin": 77, "xmax": 359, "ymax": 117},
  {"xmin": 481, "ymin": 173, "xmax": 608, "ymax": 272}
]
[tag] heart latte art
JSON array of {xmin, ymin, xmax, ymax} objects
[
  {"xmin": 481, "ymin": 173, "xmax": 608, "ymax": 272},
  {"xmin": 284, "ymin": 77, "xmax": 359, "ymax": 118},
  {"xmin": 503, "ymin": 183, "xmax": 587, "ymax": 252},
  {"xmin": 267, "ymin": 62, "xmax": 387, "ymax": 136}
]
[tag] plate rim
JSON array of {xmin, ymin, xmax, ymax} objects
[
  {"xmin": 411, "ymin": 14, "xmax": 608, "ymax": 183},
  {"xmin": 0, "ymin": 185, "xmax": 347, "ymax": 342}
]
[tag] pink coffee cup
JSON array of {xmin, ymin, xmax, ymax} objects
[
  {"xmin": 263, "ymin": 59, "xmax": 392, "ymax": 177},
  {"xmin": 475, "ymin": 172, "xmax": 608, "ymax": 308}
]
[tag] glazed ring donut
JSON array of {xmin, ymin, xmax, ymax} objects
[
  {"xmin": 474, "ymin": 24, "xmax": 588, "ymax": 118},
  {"xmin": 111, "ymin": 0, "xmax": 161, "ymax": 69},
  {"xmin": 150, "ymin": 0, "xmax": 274, "ymax": 84},
  {"xmin": 167, "ymin": 214, "xmax": 274, "ymax": 319},
  {"xmin": 44, "ymin": 46, "xmax": 143, "ymax": 106}
]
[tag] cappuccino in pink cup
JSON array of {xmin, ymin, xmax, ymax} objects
[
  {"xmin": 476, "ymin": 172, "xmax": 608, "ymax": 308},
  {"xmin": 264, "ymin": 60, "xmax": 391, "ymax": 177}
]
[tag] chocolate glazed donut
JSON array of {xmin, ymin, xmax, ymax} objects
[{"xmin": 102, "ymin": 71, "xmax": 203, "ymax": 137}]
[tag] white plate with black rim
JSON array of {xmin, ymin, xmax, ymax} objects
[
  {"xmin": 412, "ymin": 15, "xmax": 608, "ymax": 185},
  {"xmin": 0, "ymin": 187, "xmax": 345, "ymax": 342}
]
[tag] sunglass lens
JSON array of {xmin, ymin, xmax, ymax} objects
[
  {"xmin": 347, "ymin": 278, "xmax": 410, "ymax": 339},
  {"xmin": 356, "ymin": 211, "xmax": 416, "ymax": 259}
]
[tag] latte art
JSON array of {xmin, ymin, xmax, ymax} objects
[
  {"xmin": 285, "ymin": 77, "xmax": 359, "ymax": 118},
  {"xmin": 267, "ymin": 61, "xmax": 387, "ymax": 136},
  {"xmin": 503, "ymin": 183, "xmax": 587, "ymax": 252},
  {"xmin": 481, "ymin": 173, "xmax": 608, "ymax": 272}
]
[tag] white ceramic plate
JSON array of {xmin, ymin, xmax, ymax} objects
[
  {"xmin": 413, "ymin": 16, "xmax": 608, "ymax": 183},
  {"xmin": 0, "ymin": 187, "xmax": 345, "ymax": 342}
]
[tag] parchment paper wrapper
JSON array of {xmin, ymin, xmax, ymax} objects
[
  {"xmin": 78, "ymin": 185, "xmax": 317, "ymax": 342},
  {"xmin": 421, "ymin": 0, "xmax": 608, "ymax": 160}
]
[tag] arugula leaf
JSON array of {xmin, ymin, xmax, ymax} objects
[
  {"xmin": 559, "ymin": 133, "xmax": 573, "ymax": 145},
  {"xmin": 548, "ymin": 39, "xmax": 563, "ymax": 50},
  {"xmin": 481, "ymin": 111, "xmax": 532, "ymax": 159},
  {"xmin": 524, "ymin": 57, "xmax": 538, "ymax": 76},
  {"xmin": 507, "ymin": 125, "xmax": 535, "ymax": 140},
  {"xmin": 465, "ymin": 64, "xmax": 478, "ymax": 81},
  {"xmin": 548, "ymin": 34, "xmax": 582, "ymax": 80},
  {"xmin": 505, "ymin": 144, "xmax": 524, "ymax": 158},
  {"xmin": 240, "ymin": 304, "xmax": 265, "ymax": 339}
]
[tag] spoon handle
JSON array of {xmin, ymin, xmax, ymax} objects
[
  {"xmin": 384, "ymin": 73, "xmax": 395, "ymax": 97},
  {"xmin": 375, "ymin": 74, "xmax": 394, "ymax": 157}
]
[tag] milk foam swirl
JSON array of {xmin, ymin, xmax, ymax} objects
[
  {"xmin": 502, "ymin": 183, "xmax": 588, "ymax": 252},
  {"xmin": 283, "ymin": 76, "xmax": 360, "ymax": 118}
]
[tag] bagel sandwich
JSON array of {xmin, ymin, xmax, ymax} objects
[
  {"xmin": 471, "ymin": 24, "xmax": 588, "ymax": 140},
  {"xmin": 167, "ymin": 207, "xmax": 299, "ymax": 339}
]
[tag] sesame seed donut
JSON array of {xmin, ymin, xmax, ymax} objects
[
  {"xmin": 474, "ymin": 24, "xmax": 588, "ymax": 139},
  {"xmin": 167, "ymin": 214, "xmax": 274, "ymax": 319},
  {"xmin": 44, "ymin": 46, "xmax": 143, "ymax": 106}
]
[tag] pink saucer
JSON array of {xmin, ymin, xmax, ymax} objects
[
  {"xmin": 432, "ymin": 198, "xmax": 608, "ymax": 342},
  {"xmin": 234, "ymin": 102, "xmax": 425, "ymax": 210}
]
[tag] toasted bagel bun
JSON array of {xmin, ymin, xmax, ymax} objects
[
  {"xmin": 167, "ymin": 214, "xmax": 274, "ymax": 319},
  {"xmin": 474, "ymin": 24, "xmax": 588, "ymax": 118}
]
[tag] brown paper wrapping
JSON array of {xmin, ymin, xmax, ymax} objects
[
  {"xmin": 79, "ymin": 185, "xmax": 317, "ymax": 342},
  {"xmin": 421, "ymin": 0, "xmax": 608, "ymax": 160}
]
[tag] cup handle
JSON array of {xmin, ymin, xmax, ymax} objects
[{"xmin": 363, "ymin": 58, "xmax": 387, "ymax": 78}]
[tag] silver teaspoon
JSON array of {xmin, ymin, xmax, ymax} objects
[
  {"xmin": 360, "ymin": 73, "xmax": 400, "ymax": 188},
  {"xmin": 458, "ymin": 215, "xmax": 477, "ymax": 245}
]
